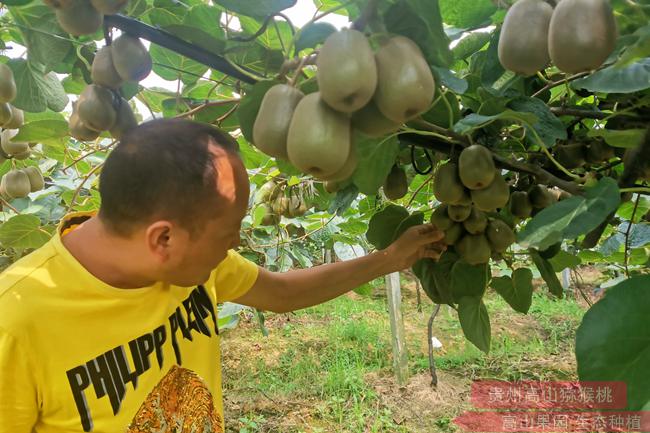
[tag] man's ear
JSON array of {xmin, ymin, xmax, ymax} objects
[{"xmin": 145, "ymin": 221, "xmax": 175, "ymax": 262}]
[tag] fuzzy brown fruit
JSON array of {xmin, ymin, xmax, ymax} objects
[
  {"xmin": 111, "ymin": 34, "xmax": 153, "ymax": 82},
  {"xmin": 434, "ymin": 162, "xmax": 465, "ymax": 204},
  {"xmin": 448, "ymin": 204, "xmax": 472, "ymax": 222},
  {"xmin": 383, "ymin": 166, "xmax": 408, "ymax": 200},
  {"xmin": 352, "ymin": 100, "xmax": 401, "ymax": 138},
  {"xmin": 23, "ymin": 166, "xmax": 45, "ymax": 192},
  {"xmin": 319, "ymin": 144, "xmax": 358, "ymax": 182},
  {"xmin": 548, "ymin": 0, "xmax": 617, "ymax": 73},
  {"xmin": 91, "ymin": 46, "xmax": 124, "ymax": 89},
  {"xmin": 430, "ymin": 204, "xmax": 454, "ymax": 231},
  {"xmin": 0, "ymin": 102, "xmax": 12, "ymax": 126},
  {"xmin": 443, "ymin": 223, "xmax": 464, "ymax": 246},
  {"xmin": 90, "ymin": 0, "xmax": 128, "ymax": 14},
  {"xmin": 498, "ymin": 0, "xmax": 553, "ymax": 76},
  {"xmin": 253, "ymin": 84, "xmax": 304, "ymax": 159},
  {"xmin": 1, "ymin": 129, "xmax": 29, "ymax": 155},
  {"xmin": 69, "ymin": 111, "xmax": 101, "ymax": 141},
  {"xmin": 317, "ymin": 29, "xmax": 377, "ymax": 113},
  {"xmin": 509, "ymin": 191, "xmax": 533, "ymax": 218},
  {"xmin": 471, "ymin": 172, "xmax": 510, "ymax": 212},
  {"xmin": 463, "ymin": 207, "xmax": 488, "ymax": 235},
  {"xmin": 109, "ymin": 97, "xmax": 138, "ymax": 140},
  {"xmin": 486, "ymin": 219, "xmax": 516, "ymax": 253},
  {"xmin": 374, "ymin": 36, "xmax": 435, "ymax": 123},
  {"xmin": 77, "ymin": 84, "xmax": 117, "ymax": 132},
  {"xmin": 0, "ymin": 63, "xmax": 17, "ymax": 103},
  {"xmin": 1, "ymin": 169, "xmax": 31, "ymax": 199},
  {"xmin": 55, "ymin": 0, "xmax": 103, "ymax": 36},
  {"xmin": 287, "ymin": 92, "xmax": 351, "ymax": 178},
  {"xmin": 529, "ymin": 184, "xmax": 557, "ymax": 209},
  {"xmin": 457, "ymin": 234, "xmax": 491, "ymax": 265},
  {"xmin": 458, "ymin": 145, "xmax": 496, "ymax": 190},
  {"xmin": 3, "ymin": 106, "xmax": 24, "ymax": 129}
]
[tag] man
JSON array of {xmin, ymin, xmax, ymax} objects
[{"xmin": 0, "ymin": 119, "xmax": 445, "ymax": 433}]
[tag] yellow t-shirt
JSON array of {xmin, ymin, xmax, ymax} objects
[{"xmin": 0, "ymin": 213, "xmax": 259, "ymax": 433}]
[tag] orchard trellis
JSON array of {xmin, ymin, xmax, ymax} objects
[{"xmin": 0, "ymin": 0, "xmax": 649, "ymax": 411}]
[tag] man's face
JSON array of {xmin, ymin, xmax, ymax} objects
[{"xmin": 161, "ymin": 146, "xmax": 250, "ymax": 287}]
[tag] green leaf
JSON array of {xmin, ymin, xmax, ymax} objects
[
  {"xmin": 0, "ymin": 215, "xmax": 51, "ymax": 249},
  {"xmin": 150, "ymin": 44, "xmax": 208, "ymax": 85},
  {"xmin": 576, "ymin": 275, "xmax": 650, "ymax": 411},
  {"xmin": 413, "ymin": 250, "xmax": 459, "ymax": 305},
  {"xmin": 617, "ymin": 197, "xmax": 650, "ymax": 223},
  {"xmin": 548, "ymin": 251, "xmax": 582, "ymax": 272},
  {"xmin": 451, "ymin": 31, "xmax": 491, "ymax": 61},
  {"xmin": 225, "ymin": 42, "xmax": 285, "ymax": 76},
  {"xmin": 239, "ymin": 16, "xmax": 293, "ymax": 52},
  {"xmin": 384, "ymin": 0, "xmax": 453, "ymax": 67},
  {"xmin": 3, "ymin": 0, "xmax": 34, "ymax": 5},
  {"xmin": 164, "ymin": 24, "xmax": 225, "ymax": 56},
  {"xmin": 237, "ymin": 80, "xmax": 279, "ymax": 144},
  {"xmin": 352, "ymin": 134, "xmax": 400, "ymax": 196},
  {"xmin": 518, "ymin": 178, "xmax": 621, "ymax": 250},
  {"xmin": 572, "ymin": 58, "xmax": 650, "ymax": 93},
  {"xmin": 587, "ymin": 128, "xmax": 645, "ymax": 148},
  {"xmin": 615, "ymin": 25, "xmax": 650, "ymax": 67},
  {"xmin": 366, "ymin": 205, "xmax": 409, "ymax": 250},
  {"xmin": 439, "ymin": 0, "xmax": 497, "ymax": 28},
  {"xmin": 453, "ymin": 110, "xmax": 537, "ymax": 135},
  {"xmin": 530, "ymin": 250, "xmax": 563, "ymax": 298},
  {"xmin": 9, "ymin": 4, "xmax": 73, "ymax": 69},
  {"xmin": 295, "ymin": 22, "xmax": 337, "ymax": 53},
  {"xmin": 214, "ymin": 0, "xmax": 296, "ymax": 17},
  {"xmin": 8, "ymin": 59, "xmax": 68, "ymax": 112},
  {"xmin": 451, "ymin": 260, "xmax": 489, "ymax": 302},
  {"xmin": 491, "ymin": 268, "xmax": 533, "ymax": 314},
  {"xmin": 480, "ymin": 30, "xmax": 505, "ymax": 87},
  {"xmin": 328, "ymin": 183, "xmax": 359, "ymax": 216},
  {"xmin": 508, "ymin": 97, "xmax": 567, "ymax": 147},
  {"xmin": 13, "ymin": 119, "xmax": 69, "ymax": 142},
  {"xmin": 432, "ymin": 67, "xmax": 468, "ymax": 94},
  {"xmin": 458, "ymin": 296, "xmax": 491, "ymax": 353}
]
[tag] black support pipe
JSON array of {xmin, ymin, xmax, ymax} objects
[{"xmin": 103, "ymin": 14, "xmax": 259, "ymax": 84}]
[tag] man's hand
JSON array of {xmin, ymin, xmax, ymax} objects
[{"xmin": 382, "ymin": 223, "xmax": 446, "ymax": 272}]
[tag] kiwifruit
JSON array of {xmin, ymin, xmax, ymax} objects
[
  {"xmin": 1, "ymin": 169, "xmax": 31, "ymax": 199},
  {"xmin": 558, "ymin": 190, "xmax": 572, "ymax": 201},
  {"xmin": 76, "ymin": 84, "xmax": 117, "ymax": 131},
  {"xmin": 272, "ymin": 196, "xmax": 289, "ymax": 217},
  {"xmin": 22, "ymin": 166, "xmax": 45, "ymax": 192},
  {"xmin": 383, "ymin": 165, "xmax": 408, "ymax": 200},
  {"xmin": 554, "ymin": 143, "xmax": 586, "ymax": 169},
  {"xmin": 548, "ymin": 0, "xmax": 617, "ymax": 73},
  {"xmin": 509, "ymin": 191, "xmax": 533, "ymax": 218},
  {"xmin": 448, "ymin": 204, "xmax": 472, "ymax": 222},
  {"xmin": 374, "ymin": 36, "xmax": 435, "ymax": 123},
  {"xmin": 12, "ymin": 149, "xmax": 31, "ymax": 160},
  {"xmin": 433, "ymin": 162, "xmax": 465, "ymax": 204},
  {"xmin": 0, "ymin": 103, "xmax": 12, "ymax": 126},
  {"xmin": 498, "ymin": 0, "xmax": 553, "ymax": 76},
  {"xmin": 463, "ymin": 207, "xmax": 488, "ymax": 235},
  {"xmin": 109, "ymin": 97, "xmax": 138, "ymax": 140},
  {"xmin": 91, "ymin": 46, "xmax": 124, "ymax": 89},
  {"xmin": 320, "ymin": 144, "xmax": 358, "ymax": 182},
  {"xmin": 287, "ymin": 195, "xmax": 307, "ymax": 218},
  {"xmin": 55, "ymin": 0, "xmax": 103, "ymax": 36},
  {"xmin": 471, "ymin": 172, "xmax": 510, "ymax": 211},
  {"xmin": 69, "ymin": 111, "xmax": 101, "ymax": 141},
  {"xmin": 457, "ymin": 234, "xmax": 492, "ymax": 265},
  {"xmin": 253, "ymin": 84, "xmax": 304, "ymax": 159},
  {"xmin": 255, "ymin": 180, "xmax": 278, "ymax": 203},
  {"xmin": 486, "ymin": 219, "xmax": 516, "ymax": 253},
  {"xmin": 111, "ymin": 34, "xmax": 152, "ymax": 82},
  {"xmin": 260, "ymin": 204, "xmax": 280, "ymax": 226},
  {"xmin": 430, "ymin": 204, "xmax": 454, "ymax": 231},
  {"xmin": 352, "ymin": 100, "xmax": 401, "ymax": 138},
  {"xmin": 287, "ymin": 92, "xmax": 351, "ymax": 178},
  {"xmin": 585, "ymin": 139, "xmax": 615, "ymax": 164},
  {"xmin": 3, "ymin": 106, "xmax": 24, "ymax": 129},
  {"xmin": 1, "ymin": 129, "xmax": 29, "ymax": 155},
  {"xmin": 0, "ymin": 63, "xmax": 17, "ymax": 103},
  {"xmin": 443, "ymin": 223, "xmax": 464, "ymax": 246},
  {"xmin": 528, "ymin": 184, "xmax": 557, "ymax": 208},
  {"xmin": 43, "ymin": 0, "xmax": 73, "ymax": 7},
  {"xmin": 458, "ymin": 145, "xmax": 496, "ymax": 190},
  {"xmin": 316, "ymin": 29, "xmax": 377, "ymax": 113},
  {"xmin": 455, "ymin": 189, "xmax": 472, "ymax": 206},
  {"xmin": 90, "ymin": 0, "xmax": 128, "ymax": 14}
]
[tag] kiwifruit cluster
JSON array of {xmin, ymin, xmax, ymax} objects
[
  {"xmin": 0, "ymin": 63, "xmax": 25, "ymax": 135},
  {"xmin": 0, "ymin": 166, "xmax": 45, "ymax": 200},
  {"xmin": 70, "ymin": 33, "xmax": 149, "ymax": 141},
  {"xmin": 553, "ymin": 139, "xmax": 617, "ymax": 170},
  {"xmin": 45, "ymin": 0, "xmax": 129, "ymax": 36},
  {"xmin": 253, "ymin": 29, "xmax": 434, "ymax": 191},
  {"xmin": 253, "ymin": 180, "xmax": 310, "ymax": 226},
  {"xmin": 498, "ymin": 0, "xmax": 616, "ymax": 75},
  {"xmin": 431, "ymin": 145, "xmax": 515, "ymax": 265},
  {"xmin": 508, "ymin": 184, "xmax": 565, "ymax": 219}
]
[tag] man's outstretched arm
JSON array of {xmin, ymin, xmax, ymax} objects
[{"xmin": 233, "ymin": 224, "xmax": 445, "ymax": 313}]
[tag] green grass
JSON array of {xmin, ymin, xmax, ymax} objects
[{"xmin": 221, "ymin": 287, "xmax": 587, "ymax": 433}]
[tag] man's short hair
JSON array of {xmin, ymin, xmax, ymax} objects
[{"xmin": 98, "ymin": 118, "xmax": 239, "ymax": 237}]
